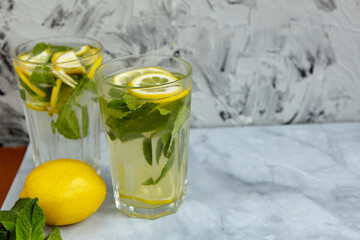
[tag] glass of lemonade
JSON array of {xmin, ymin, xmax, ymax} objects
[
  {"xmin": 95, "ymin": 54, "xmax": 192, "ymax": 219},
  {"xmin": 12, "ymin": 37, "xmax": 103, "ymax": 173}
]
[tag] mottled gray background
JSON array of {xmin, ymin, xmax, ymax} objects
[{"xmin": 1, "ymin": 0, "xmax": 360, "ymax": 147}]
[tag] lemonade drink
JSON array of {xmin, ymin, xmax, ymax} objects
[
  {"xmin": 12, "ymin": 37, "xmax": 103, "ymax": 172},
  {"xmin": 95, "ymin": 55, "xmax": 192, "ymax": 218}
]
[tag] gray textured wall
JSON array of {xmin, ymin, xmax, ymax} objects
[{"xmin": 1, "ymin": 0, "xmax": 360, "ymax": 146}]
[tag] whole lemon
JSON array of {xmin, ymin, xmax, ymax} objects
[{"xmin": 19, "ymin": 159, "xmax": 106, "ymax": 226}]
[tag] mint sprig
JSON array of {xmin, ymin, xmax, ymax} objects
[
  {"xmin": 0, "ymin": 198, "xmax": 63, "ymax": 240},
  {"xmin": 29, "ymin": 66, "xmax": 56, "ymax": 86}
]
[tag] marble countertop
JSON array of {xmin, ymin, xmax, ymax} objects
[{"xmin": 3, "ymin": 122, "xmax": 360, "ymax": 239}]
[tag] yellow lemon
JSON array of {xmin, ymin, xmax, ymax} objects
[{"xmin": 19, "ymin": 159, "xmax": 106, "ymax": 226}]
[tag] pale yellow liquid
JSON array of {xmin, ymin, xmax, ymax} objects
[{"xmin": 104, "ymin": 121, "xmax": 190, "ymax": 213}]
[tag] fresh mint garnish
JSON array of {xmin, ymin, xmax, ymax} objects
[
  {"xmin": 15, "ymin": 198, "xmax": 45, "ymax": 240},
  {"xmin": 52, "ymin": 76, "xmax": 88, "ymax": 140},
  {"xmin": 29, "ymin": 66, "xmax": 56, "ymax": 86},
  {"xmin": 45, "ymin": 227, "xmax": 61, "ymax": 240},
  {"xmin": 81, "ymin": 105, "xmax": 89, "ymax": 137},
  {"xmin": 0, "ymin": 198, "xmax": 63, "ymax": 240},
  {"xmin": 143, "ymin": 138, "xmax": 152, "ymax": 166},
  {"xmin": 49, "ymin": 45, "xmax": 72, "ymax": 53},
  {"xmin": 32, "ymin": 43, "xmax": 48, "ymax": 55}
]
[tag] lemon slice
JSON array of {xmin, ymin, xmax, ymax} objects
[
  {"xmin": 74, "ymin": 45, "xmax": 90, "ymax": 56},
  {"xmin": 87, "ymin": 55, "xmax": 103, "ymax": 79},
  {"xmin": 113, "ymin": 67, "xmax": 172, "ymax": 86},
  {"xmin": 18, "ymin": 53, "xmax": 33, "ymax": 76},
  {"xmin": 13, "ymin": 64, "xmax": 47, "ymax": 98},
  {"xmin": 28, "ymin": 49, "xmax": 52, "ymax": 63},
  {"xmin": 81, "ymin": 48, "xmax": 99, "ymax": 66},
  {"xmin": 128, "ymin": 72, "xmax": 182, "ymax": 100},
  {"xmin": 53, "ymin": 50, "xmax": 86, "ymax": 74},
  {"xmin": 26, "ymin": 102, "xmax": 49, "ymax": 111},
  {"xmin": 49, "ymin": 79, "xmax": 62, "ymax": 116},
  {"xmin": 51, "ymin": 68, "xmax": 77, "ymax": 88}
]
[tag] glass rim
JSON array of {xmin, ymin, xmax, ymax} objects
[
  {"xmin": 12, "ymin": 36, "xmax": 104, "ymax": 66},
  {"xmin": 95, "ymin": 53, "xmax": 193, "ymax": 90}
]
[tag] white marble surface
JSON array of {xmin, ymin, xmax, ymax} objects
[
  {"xmin": 3, "ymin": 122, "xmax": 360, "ymax": 239},
  {"xmin": 2, "ymin": 0, "xmax": 360, "ymax": 146}
]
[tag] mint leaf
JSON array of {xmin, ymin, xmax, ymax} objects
[
  {"xmin": 0, "ymin": 211, "xmax": 17, "ymax": 232},
  {"xmin": 45, "ymin": 227, "xmax": 62, "ymax": 240},
  {"xmin": 125, "ymin": 102, "xmax": 157, "ymax": 119},
  {"xmin": 49, "ymin": 45, "xmax": 72, "ymax": 53},
  {"xmin": 29, "ymin": 66, "xmax": 56, "ymax": 86},
  {"xmin": 15, "ymin": 198, "xmax": 45, "ymax": 240},
  {"xmin": 56, "ymin": 105, "xmax": 81, "ymax": 139},
  {"xmin": 107, "ymin": 99, "xmax": 129, "ymax": 112},
  {"xmin": 159, "ymin": 108, "xmax": 171, "ymax": 115},
  {"xmin": 54, "ymin": 76, "xmax": 89, "ymax": 139},
  {"xmin": 18, "ymin": 77, "xmax": 37, "ymax": 97},
  {"xmin": 143, "ymin": 138, "xmax": 152, "ymax": 166},
  {"xmin": 123, "ymin": 93, "xmax": 142, "ymax": 110},
  {"xmin": 143, "ymin": 154, "xmax": 175, "ymax": 186},
  {"xmin": 19, "ymin": 89, "xmax": 26, "ymax": 101},
  {"xmin": 155, "ymin": 137, "xmax": 163, "ymax": 165},
  {"xmin": 0, "ymin": 198, "xmax": 31, "ymax": 232},
  {"xmin": 32, "ymin": 43, "xmax": 48, "ymax": 55},
  {"xmin": 105, "ymin": 109, "xmax": 169, "ymax": 141},
  {"xmin": 84, "ymin": 81, "xmax": 97, "ymax": 94},
  {"xmin": 82, "ymin": 105, "xmax": 89, "ymax": 137},
  {"xmin": 108, "ymin": 88, "xmax": 123, "ymax": 98}
]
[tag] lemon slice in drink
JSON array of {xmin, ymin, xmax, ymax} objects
[
  {"xmin": 53, "ymin": 50, "xmax": 86, "ymax": 74},
  {"xmin": 128, "ymin": 72, "xmax": 182, "ymax": 101},
  {"xmin": 26, "ymin": 102, "xmax": 50, "ymax": 111},
  {"xmin": 29, "ymin": 49, "xmax": 52, "ymax": 63},
  {"xmin": 74, "ymin": 45, "xmax": 90, "ymax": 56},
  {"xmin": 113, "ymin": 67, "xmax": 172, "ymax": 86}
]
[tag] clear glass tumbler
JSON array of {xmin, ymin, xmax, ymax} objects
[
  {"xmin": 95, "ymin": 54, "xmax": 192, "ymax": 219},
  {"xmin": 12, "ymin": 37, "xmax": 103, "ymax": 173}
]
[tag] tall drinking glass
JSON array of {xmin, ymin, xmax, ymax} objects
[
  {"xmin": 12, "ymin": 37, "xmax": 103, "ymax": 173},
  {"xmin": 95, "ymin": 54, "xmax": 192, "ymax": 219}
]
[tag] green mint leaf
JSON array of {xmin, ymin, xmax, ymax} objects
[
  {"xmin": 142, "ymin": 178, "xmax": 155, "ymax": 186},
  {"xmin": 107, "ymin": 99, "xmax": 129, "ymax": 112},
  {"xmin": 123, "ymin": 93, "xmax": 143, "ymax": 110},
  {"xmin": 99, "ymin": 97, "xmax": 129, "ymax": 120},
  {"xmin": 155, "ymin": 137, "xmax": 163, "ymax": 165},
  {"xmin": 51, "ymin": 120, "xmax": 56, "ymax": 134},
  {"xmin": 19, "ymin": 89, "xmax": 26, "ymax": 101},
  {"xmin": 0, "ymin": 198, "xmax": 32, "ymax": 232},
  {"xmin": 29, "ymin": 66, "xmax": 56, "ymax": 86},
  {"xmin": 15, "ymin": 198, "xmax": 45, "ymax": 240},
  {"xmin": 142, "ymin": 154, "xmax": 175, "ymax": 186},
  {"xmin": 108, "ymin": 88, "xmax": 123, "ymax": 98},
  {"xmin": 18, "ymin": 77, "xmax": 37, "ymax": 97},
  {"xmin": 82, "ymin": 105, "xmax": 89, "ymax": 137},
  {"xmin": 143, "ymin": 138, "xmax": 152, "ymax": 166},
  {"xmin": 120, "ymin": 132, "xmax": 144, "ymax": 142},
  {"xmin": 54, "ymin": 76, "xmax": 88, "ymax": 139},
  {"xmin": 32, "ymin": 43, "xmax": 48, "ymax": 55},
  {"xmin": 105, "ymin": 109, "xmax": 169, "ymax": 142},
  {"xmin": 55, "ymin": 105, "xmax": 81, "ymax": 139},
  {"xmin": 11, "ymin": 198, "xmax": 32, "ymax": 214},
  {"xmin": 49, "ymin": 45, "xmax": 72, "ymax": 53},
  {"xmin": 84, "ymin": 81, "xmax": 97, "ymax": 94},
  {"xmin": 159, "ymin": 108, "xmax": 171, "ymax": 115},
  {"xmin": 125, "ymin": 102, "xmax": 157, "ymax": 119},
  {"xmin": 45, "ymin": 227, "xmax": 62, "ymax": 240},
  {"xmin": 0, "ymin": 211, "xmax": 17, "ymax": 232}
]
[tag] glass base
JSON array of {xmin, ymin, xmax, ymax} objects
[{"xmin": 114, "ymin": 187, "xmax": 187, "ymax": 219}]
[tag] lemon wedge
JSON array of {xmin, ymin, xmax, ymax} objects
[
  {"xmin": 13, "ymin": 64, "xmax": 47, "ymax": 98},
  {"xmin": 49, "ymin": 79, "xmax": 62, "ymax": 116},
  {"xmin": 74, "ymin": 45, "xmax": 90, "ymax": 56},
  {"xmin": 51, "ymin": 68, "xmax": 77, "ymax": 88},
  {"xmin": 128, "ymin": 72, "xmax": 182, "ymax": 100},
  {"xmin": 26, "ymin": 102, "xmax": 49, "ymax": 111},
  {"xmin": 81, "ymin": 48, "xmax": 99, "ymax": 66},
  {"xmin": 29, "ymin": 49, "xmax": 52, "ymax": 63},
  {"xmin": 113, "ymin": 67, "xmax": 172, "ymax": 86},
  {"xmin": 53, "ymin": 50, "xmax": 86, "ymax": 74}
]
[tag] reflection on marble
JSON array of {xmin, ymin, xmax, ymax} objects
[
  {"xmin": 2, "ymin": 0, "xmax": 360, "ymax": 146},
  {"xmin": 3, "ymin": 123, "xmax": 360, "ymax": 239}
]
